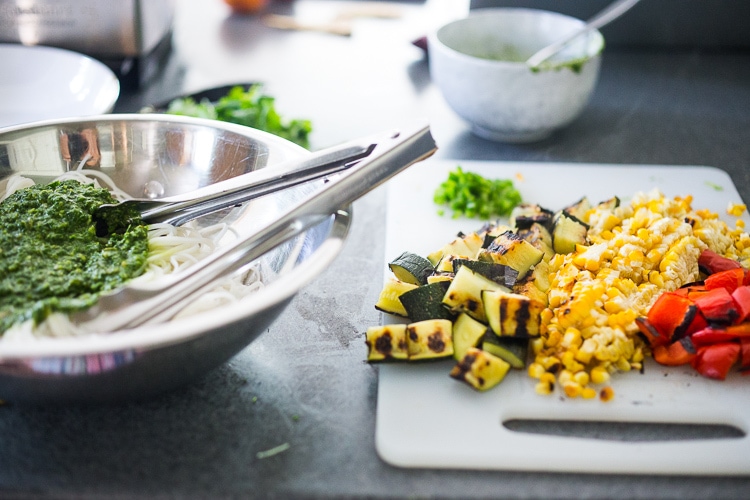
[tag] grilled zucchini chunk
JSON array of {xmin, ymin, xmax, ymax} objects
[
  {"xmin": 527, "ymin": 259, "xmax": 551, "ymax": 293},
  {"xmin": 406, "ymin": 319, "xmax": 454, "ymax": 360},
  {"xmin": 516, "ymin": 222, "xmax": 555, "ymax": 261},
  {"xmin": 512, "ymin": 259, "xmax": 551, "ymax": 306},
  {"xmin": 435, "ymin": 254, "xmax": 464, "ymax": 273},
  {"xmin": 595, "ymin": 196, "xmax": 620, "ymax": 212},
  {"xmin": 480, "ymin": 222, "xmax": 515, "ymax": 248},
  {"xmin": 388, "ymin": 251, "xmax": 434, "ymax": 285},
  {"xmin": 477, "ymin": 230, "xmax": 544, "ymax": 279},
  {"xmin": 450, "ymin": 347, "xmax": 511, "ymax": 391},
  {"xmin": 552, "ymin": 211, "xmax": 589, "ymax": 254},
  {"xmin": 399, "ymin": 282, "xmax": 454, "ymax": 322},
  {"xmin": 366, "ymin": 324, "xmax": 408, "ymax": 361},
  {"xmin": 481, "ymin": 289, "xmax": 545, "ymax": 337},
  {"xmin": 452, "ymin": 312, "xmax": 488, "ymax": 361},
  {"xmin": 510, "ymin": 203, "xmax": 554, "ymax": 230},
  {"xmin": 442, "ymin": 265, "xmax": 511, "ymax": 322},
  {"xmin": 481, "ymin": 332, "xmax": 529, "ymax": 369},
  {"xmin": 427, "ymin": 231, "xmax": 484, "ymax": 266},
  {"xmin": 451, "ymin": 258, "xmax": 519, "ymax": 288},
  {"xmin": 427, "ymin": 273, "xmax": 454, "ymax": 284},
  {"xmin": 375, "ymin": 278, "xmax": 418, "ymax": 317},
  {"xmin": 562, "ymin": 196, "xmax": 592, "ymax": 221},
  {"xmin": 513, "ymin": 279, "xmax": 548, "ymax": 307}
]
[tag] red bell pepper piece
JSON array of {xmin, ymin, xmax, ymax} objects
[
  {"xmin": 725, "ymin": 323, "xmax": 750, "ymax": 335},
  {"xmin": 690, "ymin": 327, "xmax": 737, "ymax": 347},
  {"xmin": 692, "ymin": 323, "xmax": 750, "ymax": 347},
  {"xmin": 731, "ymin": 285, "xmax": 750, "ymax": 323},
  {"xmin": 693, "ymin": 287, "xmax": 739, "ymax": 324},
  {"xmin": 686, "ymin": 287, "xmax": 712, "ymax": 302},
  {"xmin": 691, "ymin": 342, "xmax": 740, "ymax": 380},
  {"xmin": 699, "ymin": 249, "xmax": 743, "ymax": 274},
  {"xmin": 652, "ymin": 337, "xmax": 697, "ymax": 366},
  {"xmin": 646, "ymin": 291, "xmax": 708, "ymax": 341},
  {"xmin": 635, "ymin": 317, "xmax": 669, "ymax": 347},
  {"xmin": 740, "ymin": 338, "xmax": 750, "ymax": 372},
  {"xmin": 704, "ymin": 268, "xmax": 745, "ymax": 293}
]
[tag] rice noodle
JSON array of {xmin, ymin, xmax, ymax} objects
[{"xmin": 0, "ymin": 172, "xmax": 265, "ymax": 342}]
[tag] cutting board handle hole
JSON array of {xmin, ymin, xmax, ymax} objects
[{"xmin": 503, "ymin": 419, "xmax": 745, "ymax": 442}]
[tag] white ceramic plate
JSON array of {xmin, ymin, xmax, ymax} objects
[{"xmin": 0, "ymin": 44, "xmax": 120, "ymax": 128}]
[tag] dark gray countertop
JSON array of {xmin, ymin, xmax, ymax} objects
[{"xmin": 2, "ymin": 0, "xmax": 750, "ymax": 498}]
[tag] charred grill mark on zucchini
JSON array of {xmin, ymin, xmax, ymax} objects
[
  {"xmin": 482, "ymin": 289, "xmax": 544, "ymax": 337},
  {"xmin": 442, "ymin": 265, "xmax": 511, "ymax": 322},
  {"xmin": 451, "ymin": 258, "xmax": 519, "ymax": 288},
  {"xmin": 510, "ymin": 203, "xmax": 554, "ymax": 230},
  {"xmin": 478, "ymin": 230, "xmax": 544, "ymax": 280},
  {"xmin": 513, "ymin": 300, "xmax": 532, "ymax": 336},
  {"xmin": 406, "ymin": 319, "xmax": 454, "ymax": 360},
  {"xmin": 365, "ymin": 324, "xmax": 408, "ymax": 361}
]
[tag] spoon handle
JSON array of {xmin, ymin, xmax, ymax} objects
[{"xmin": 526, "ymin": 0, "xmax": 641, "ymax": 69}]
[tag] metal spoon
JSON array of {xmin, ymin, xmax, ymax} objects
[
  {"xmin": 526, "ymin": 0, "xmax": 641, "ymax": 69},
  {"xmin": 72, "ymin": 124, "xmax": 437, "ymax": 333},
  {"xmin": 93, "ymin": 135, "xmax": 379, "ymax": 233}
]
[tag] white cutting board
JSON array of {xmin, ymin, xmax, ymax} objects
[{"xmin": 376, "ymin": 160, "xmax": 750, "ymax": 475}]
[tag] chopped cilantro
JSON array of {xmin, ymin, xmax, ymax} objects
[{"xmin": 433, "ymin": 166, "xmax": 522, "ymax": 219}]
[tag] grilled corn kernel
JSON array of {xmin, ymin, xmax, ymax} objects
[
  {"xmin": 535, "ymin": 380, "xmax": 555, "ymax": 395},
  {"xmin": 561, "ymin": 328, "xmax": 582, "ymax": 349},
  {"xmin": 616, "ymin": 357, "xmax": 632, "ymax": 372},
  {"xmin": 563, "ymin": 382, "xmax": 583, "ymax": 398},
  {"xmin": 527, "ymin": 362, "xmax": 546, "ymax": 379},
  {"xmin": 530, "ymin": 337, "xmax": 545, "ymax": 355},
  {"xmin": 539, "ymin": 372, "xmax": 556, "ymax": 387},
  {"xmin": 728, "ymin": 202, "xmax": 746, "ymax": 217},
  {"xmin": 540, "ymin": 356, "xmax": 562, "ymax": 372},
  {"xmin": 573, "ymin": 371, "xmax": 590, "ymax": 387},
  {"xmin": 599, "ymin": 386, "xmax": 615, "ymax": 402},
  {"xmin": 581, "ymin": 387, "xmax": 598, "ymax": 399},
  {"xmin": 575, "ymin": 339, "xmax": 597, "ymax": 364},
  {"xmin": 590, "ymin": 366, "xmax": 610, "ymax": 385},
  {"xmin": 561, "ymin": 351, "xmax": 583, "ymax": 372},
  {"xmin": 557, "ymin": 369, "xmax": 573, "ymax": 386}
]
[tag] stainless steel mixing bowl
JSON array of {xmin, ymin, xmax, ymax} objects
[{"xmin": 0, "ymin": 114, "xmax": 351, "ymax": 404}]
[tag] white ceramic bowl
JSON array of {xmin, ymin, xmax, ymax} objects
[
  {"xmin": 429, "ymin": 8, "xmax": 605, "ymax": 143},
  {"xmin": 0, "ymin": 44, "xmax": 120, "ymax": 128}
]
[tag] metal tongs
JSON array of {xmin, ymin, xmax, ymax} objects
[{"xmin": 73, "ymin": 124, "xmax": 437, "ymax": 333}]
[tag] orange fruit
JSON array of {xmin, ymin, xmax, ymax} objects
[{"xmin": 223, "ymin": 0, "xmax": 269, "ymax": 14}]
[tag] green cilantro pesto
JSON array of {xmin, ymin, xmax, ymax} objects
[{"xmin": 0, "ymin": 180, "xmax": 149, "ymax": 333}]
